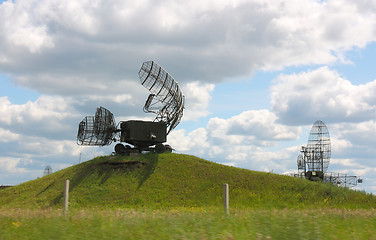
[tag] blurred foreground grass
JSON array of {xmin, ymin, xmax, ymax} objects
[{"xmin": 1, "ymin": 208, "xmax": 375, "ymax": 239}]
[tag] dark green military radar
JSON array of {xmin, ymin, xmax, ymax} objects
[{"xmin": 77, "ymin": 61, "xmax": 184, "ymax": 154}]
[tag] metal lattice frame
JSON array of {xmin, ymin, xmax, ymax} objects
[
  {"xmin": 294, "ymin": 120, "xmax": 362, "ymax": 188},
  {"xmin": 138, "ymin": 61, "xmax": 184, "ymax": 134},
  {"xmin": 43, "ymin": 166, "xmax": 52, "ymax": 176},
  {"xmin": 324, "ymin": 172, "xmax": 360, "ymax": 188},
  {"xmin": 77, "ymin": 107, "xmax": 116, "ymax": 146},
  {"xmin": 297, "ymin": 154, "xmax": 305, "ymax": 172},
  {"xmin": 305, "ymin": 120, "xmax": 331, "ymax": 173}
]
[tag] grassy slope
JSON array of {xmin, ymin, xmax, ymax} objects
[{"xmin": 0, "ymin": 153, "xmax": 375, "ymax": 209}]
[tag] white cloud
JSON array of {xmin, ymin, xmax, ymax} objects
[
  {"xmin": 330, "ymin": 137, "xmax": 353, "ymax": 154},
  {"xmin": 0, "ymin": 0, "xmax": 54, "ymax": 53},
  {"xmin": 208, "ymin": 110, "xmax": 300, "ymax": 143},
  {"xmin": 168, "ymin": 128, "xmax": 210, "ymax": 156},
  {"xmin": 270, "ymin": 67, "xmax": 376, "ymax": 124},
  {"xmin": 1, "ymin": 0, "xmax": 376, "ymax": 97},
  {"xmin": 0, "ymin": 95, "xmax": 78, "ymax": 139},
  {"xmin": 181, "ymin": 81, "xmax": 215, "ymax": 121},
  {"xmin": 332, "ymin": 121, "xmax": 376, "ymax": 146},
  {"xmin": 0, "ymin": 157, "xmax": 25, "ymax": 173},
  {"xmin": 0, "ymin": 127, "xmax": 20, "ymax": 142},
  {"xmin": 169, "ymin": 109, "xmax": 301, "ymax": 169}
]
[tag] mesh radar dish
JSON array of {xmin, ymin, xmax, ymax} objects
[
  {"xmin": 306, "ymin": 120, "xmax": 331, "ymax": 174},
  {"xmin": 76, "ymin": 61, "xmax": 184, "ymax": 156},
  {"xmin": 294, "ymin": 120, "xmax": 362, "ymax": 187},
  {"xmin": 43, "ymin": 166, "xmax": 52, "ymax": 176},
  {"xmin": 138, "ymin": 61, "xmax": 184, "ymax": 134},
  {"xmin": 297, "ymin": 120, "xmax": 331, "ymax": 181},
  {"xmin": 77, "ymin": 106, "xmax": 117, "ymax": 146}
]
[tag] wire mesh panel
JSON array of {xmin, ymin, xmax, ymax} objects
[
  {"xmin": 77, "ymin": 107, "xmax": 116, "ymax": 146},
  {"xmin": 43, "ymin": 166, "xmax": 52, "ymax": 176},
  {"xmin": 138, "ymin": 61, "xmax": 184, "ymax": 134},
  {"xmin": 297, "ymin": 154, "xmax": 305, "ymax": 171},
  {"xmin": 94, "ymin": 106, "xmax": 116, "ymax": 137},
  {"xmin": 324, "ymin": 172, "xmax": 359, "ymax": 188},
  {"xmin": 305, "ymin": 120, "xmax": 331, "ymax": 173},
  {"xmin": 293, "ymin": 120, "xmax": 361, "ymax": 188}
]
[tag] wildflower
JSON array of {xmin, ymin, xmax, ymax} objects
[{"xmin": 12, "ymin": 221, "xmax": 22, "ymax": 227}]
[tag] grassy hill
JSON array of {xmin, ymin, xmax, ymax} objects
[{"xmin": 0, "ymin": 153, "xmax": 375, "ymax": 209}]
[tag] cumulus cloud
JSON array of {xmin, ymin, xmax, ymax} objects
[
  {"xmin": 0, "ymin": 95, "xmax": 78, "ymax": 139},
  {"xmin": 1, "ymin": 0, "xmax": 376, "ymax": 96},
  {"xmin": 168, "ymin": 128, "xmax": 210, "ymax": 156},
  {"xmin": 0, "ymin": 127, "xmax": 20, "ymax": 142},
  {"xmin": 270, "ymin": 67, "xmax": 376, "ymax": 125},
  {"xmin": 181, "ymin": 81, "xmax": 215, "ymax": 121},
  {"xmin": 169, "ymin": 109, "xmax": 301, "ymax": 168},
  {"xmin": 0, "ymin": 157, "xmax": 26, "ymax": 174},
  {"xmin": 208, "ymin": 110, "xmax": 300, "ymax": 143},
  {"xmin": 328, "ymin": 121, "xmax": 376, "ymax": 168},
  {"xmin": 332, "ymin": 121, "xmax": 376, "ymax": 146}
]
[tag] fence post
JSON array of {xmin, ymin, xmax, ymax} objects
[
  {"xmin": 223, "ymin": 183, "xmax": 229, "ymax": 215},
  {"xmin": 63, "ymin": 180, "xmax": 69, "ymax": 215}
]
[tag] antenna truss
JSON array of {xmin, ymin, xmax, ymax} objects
[
  {"xmin": 324, "ymin": 172, "xmax": 362, "ymax": 188},
  {"xmin": 77, "ymin": 107, "xmax": 116, "ymax": 146},
  {"xmin": 294, "ymin": 120, "xmax": 362, "ymax": 188},
  {"xmin": 305, "ymin": 120, "xmax": 331, "ymax": 173},
  {"xmin": 138, "ymin": 61, "xmax": 184, "ymax": 134},
  {"xmin": 43, "ymin": 166, "xmax": 52, "ymax": 176}
]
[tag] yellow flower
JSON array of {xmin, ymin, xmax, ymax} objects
[{"xmin": 12, "ymin": 222, "xmax": 22, "ymax": 227}]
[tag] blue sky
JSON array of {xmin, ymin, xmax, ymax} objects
[
  {"xmin": 1, "ymin": 0, "xmax": 376, "ymax": 194},
  {"xmin": 0, "ymin": 75, "xmax": 40, "ymax": 104}
]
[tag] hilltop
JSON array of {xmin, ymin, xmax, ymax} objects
[{"xmin": 0, "ymin": 153, "xmax": 375, "ymax": 209}]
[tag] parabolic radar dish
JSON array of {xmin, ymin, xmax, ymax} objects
[
  {"xmin": 77, "ymin": 106, "xmax": 117, "ymax": 146},
  {"xmin": 76, "ymin": 61, "xmax": 185, "ymax": 155},
  {"xmin": 295, "ymin": 120, "xmax": 360, "ymax": 187},
  {"xmin": 138, "ymin": 61, "xmax": 184, "ymax": 134},
  {"xmin": 305, "ymin": 120, "xmax": 331, "ymax": 174}
]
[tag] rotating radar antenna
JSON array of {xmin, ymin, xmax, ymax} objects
[
  {"xmin": 295, "ymin": 120, "xmax": 362, "ymax": 188},
  {"xmin": 43, "ymin": 165, "xmax": 53, "ymax": 176},
  {"xmin": 306, "ymin": 120, "xmax": 331, "ymax": 174},
  {"xmin": 77, "ymin": 107, "xmax": 117, "ymax": 146},
  {"xmin": 139, "ymin": 61, "xmax": 184, "ymax": 134},
  {"xmin": 297, "ymin": 120, "xmax": 331, "ymax": 181},
  {"xmin": 77, "ymin": 61, "xmax": 184, "ymax": 155}
]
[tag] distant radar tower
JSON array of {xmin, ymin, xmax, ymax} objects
[
  {"xmin": 43, "ymin": 165, "xmax": 53, "ymax": 176},
  {"xmin": 296, "ymin": 120, "xmax": 362, "ymax": 188}
]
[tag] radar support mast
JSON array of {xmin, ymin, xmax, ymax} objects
[{"xmin": 295, "ymin": 120, "xmax": 362, "ymax": 188}]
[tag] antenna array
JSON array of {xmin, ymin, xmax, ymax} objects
[
  {"xmin": 139, "ymin": 61, "xmax": 184, "ymax": 134},
  {"xmin": 76, "ymin": 61, "xmax": 184, "ymax": 155},
  {"xmin": 295, "ymin": 120, "xmax": 361, "ymax": 188}
]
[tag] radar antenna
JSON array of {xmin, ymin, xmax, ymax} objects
[
  {"xmin": 43, "ymin": 165, "xmax": 53, "ymax": 176},
  {"xmin": 304, "ymin": 120, "xmax": 331, "ymax": 180},
  {"xmin": 138, "ymin": 61, "xmax": 184, "ymax": 134},
  {"xmin": 76, "ymin": 61, "xmax": 184, "ymax": 155},
  {"xmin": 77, "ymin": 106, "xmax": 117, "ymax": 146},
  {"xmin": 295, "ymin": 120, "xmax": 362, "ymax": 188}
]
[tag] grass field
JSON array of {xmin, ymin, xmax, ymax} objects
[
  {"xmin": 1, "ymin": 153, "xmax": 374, "ymax": 209},
  {"xmin": 1, "ymin": 153, "xmax": 375, "ymax": 239},
  {"xmin": 1, "ymin": 208, "xmax": 376, "ymax": 239}
]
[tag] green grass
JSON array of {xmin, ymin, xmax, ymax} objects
[
  {"xmin": 1, "ymin": 153, "xmax": 376, "ymax": 239},
  {"xmin": 0, "ymin": 153, "xmax": 375, "ymax": 209},
  {"xmin": 1, "ymin": 208, "xmax": 376, "ymax": 239}
]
